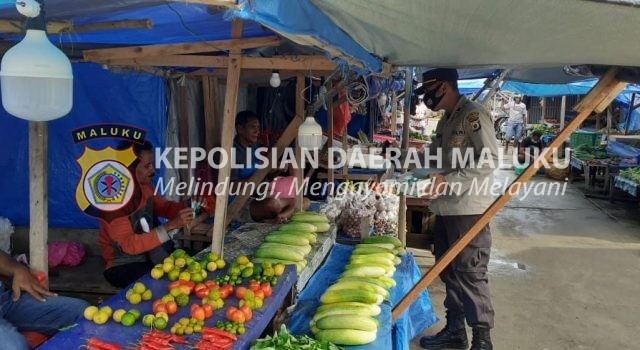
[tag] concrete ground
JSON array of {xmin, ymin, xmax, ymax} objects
[{"xmin": 410, "ymin": 169, "xmax": 640, "ymax": 350}]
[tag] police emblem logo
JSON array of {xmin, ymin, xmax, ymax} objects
[
  {"xmin": 466, "ymin": 111, "xmax": 481, "ymax": 132},
  {"xmin": 87, "ymin": 163, "xmax": 131, "ymax": 206}
]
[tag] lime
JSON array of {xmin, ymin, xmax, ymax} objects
[
  {"xmin": 153, "ymin": 317, "xmax": 167, "ymax": 330},
  {"xmin": 215, "ymin": 259, "xmax": 226, "ymax": 269},
  {"xmin": 83, "ymin": 306, "xmax": 99, "ymax": 321},
  {"xmin": 184, "ymin": 326, "xmax": 194, "ymax": 335},
  {"xmin": 150, "ymin": 268, "xmax": 164, "ymax": 280},
  {"xmin": 112, "ymin": 309, "xmax": 127, "ymax": 323},
  {"xmin": 120, "ymin": 312, "xmax": 136, "ymax": 327},
  {"xmin": 141, "ymin": 289, "xmax": 153, "ymax": 301},
  {"xmin": 92, "ymin": 311, "xmax": 109, "ymax": 325},
  {"xmin": 206, "ymin": 252, "xmax": 219, "ymax": 262},
  {"xmin": 241, "ymin": 267, "xmax": 253, "ymax": 278},
  {"xmin": 99, "ymin": 306, "xmax": 113, "ymax": 317},
  {"xmin": 178, "ymin": 271, "xmax": 191, "ymax": 281},
  {"xmin": 162, "ymin": 262, "xmax": 174, "ymax": 273},
  {"xmin": 128, "ymin": 309, "xmax": 141, "ymax": 320},
  {"xmin": 142, "ymin": 314, "xmax": 155, "ymax": 327},
  {"xmin": 128, "ymin": 293, "xmax": 142, "ymax": 305},
  {"xmin": 237, "ymin": 256, "xmax": 250, "ymax": 265},
  {"xmin": 132, "ymin": 282, "xmax": 146, "ymax": 294},
  {"xmin": 179, "ymin": 317, "xmax": 190, "ymax": 326},
  {"xmin": 274, "ymin": 264, "xmax": 285, "ymax": 276},
  {"xmin": 172, "ymin": 249, "xmax": 187, "ymax": 259}
]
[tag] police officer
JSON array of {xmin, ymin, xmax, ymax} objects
[{"xmin": 416, "ymin": 69, "xmax": 497, "ymax": 350}]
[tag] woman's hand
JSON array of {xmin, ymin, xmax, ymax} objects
[
  {"xmin": 12, "ymin": 267, "xmax": 56, "ymax": 302},
  {"xmin": 166, "ymin": 208, "xmax": 194, "ymax": 230}
]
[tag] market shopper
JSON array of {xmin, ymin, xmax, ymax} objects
[
  {"xmin": 99, "ymin": 140, "xmax": 197, "ymax": 288},
  {"xmin": 502, "ymin": 94, "xmax": 528, "ymax": 153},
  {"xmin": 230, "ymin": 111, "xmax": 309, "ymax": 223},
  {"xmin": 518, "ymin": 130, "xmax": 544, "ymax": 164},
  {"xmin": 416, "ymin": 69, "xmax": 497, "ymax": 350},
  {"xmin": 0, "ymin": 250, "xmax": 88, "ymax": 350}
]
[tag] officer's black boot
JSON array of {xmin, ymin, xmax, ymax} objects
[
  {"xmin": 419, "ymin": 314, "xmax": 468, "ymax": 349},
  {"xmin": 470, "ymin": 326, "xmax": 493, "ymax": 350}
]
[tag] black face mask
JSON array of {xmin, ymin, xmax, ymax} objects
[{"xmin": 423, "ymin": 82, "xmax": 444, "ymax": 110}]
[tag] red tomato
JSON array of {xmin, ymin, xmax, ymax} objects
[
  {"xmin": 154, "ymin": 303, "xmax": 168, "ymax": 315},
  {"xmin": 202, "ymin": 304, "xmax": 214, "ymax": 318},
  {"xmin": 195, "ymin": 288, "xmax": 210, "ymax": 300},
  {"xmin": 168, "ymin": 281, "xmax": 182, "ymax": 291},
  {"xmin": 152, "ymin": 299, "xmax": 164, "ymax": 310},
  {"xmin": 254, "ymin": 289, "xmax": 265, "ymax": 300},
  {"xmin": 260, "ymin": 283, "xmax": 273, "ymax": 298},
  {"xmin": 165, "ymin": 301, "xmax": 178, "ymax": 315},
  {"xmin": 191, "ymin": 306, "xmax": 205, "ymax": 321},
  {"xmin": 239, "ymin": 305, "xmax": 252, "ymax": 321},
  {"xmin": 225, "ymin": 307, "xmax": 237, "ymax": 320},
  {"xmin": 178, "ymin": 285, "xmax": 192, "ymax": 295},
  {"xmin": 195, "ymin": 283, "xmax": 208, "ymax": 292},
  {"xmin": 235, "ymin": 287, "xmax": 247, "ymax": 300},
  {"xmin": 185, "ymin": 281, "xmax": 196, "ymax": 291},
  {"xmin": 230, "ymin": 310, "xmax": 246, "ymax": 323},
  {"xmin": 204, "ymin": 281, "xmax": 217, "ymax": 289}
]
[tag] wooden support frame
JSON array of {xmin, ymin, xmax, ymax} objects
[
  {"xmin": 390, "ymin": 91, "xmax": 398, "ymax": 136},
  {"xmin": 84, "ymin": 36, "xmax": 279, "ymax": 61},
  {"xmin": 327, "ymin": 80, "xmax": 335, "ymax": 190},
  {"xmin": 178, "ymin": 85, "xmax": 191, "ymax": 187},
  {"xmin": 295, "ymin": 74, "xmax": 305, "ymax": 211},
  {"xmin": 29, "ymin": 122, "xmax": 48, "ymax": 279},
  {"xmin": 103, "ymin": 55, "xmax": 337, "ymax": 71},
  {"xmin": 210, "ymin": 19, "xmax": 243, "ymax": 256},
  {"xmin": 392, "ymin": 68, "xmax": 626, "ymax": 321}
]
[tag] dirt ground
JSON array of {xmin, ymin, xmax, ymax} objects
[{"xmin": 410, "ymin": 168, "xmax": 640, "ymax": 350}]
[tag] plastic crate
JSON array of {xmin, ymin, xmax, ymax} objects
[{"xmin": 570, "ymin": 131, "xmax": 602, "ymax": 148}]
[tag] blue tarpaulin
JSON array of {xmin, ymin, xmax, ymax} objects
[
  {"xmin": 288, "ymin": 243, "xmax": 437, "ymax": 350},
  {"xmin": 0, "ymin": 63, "xmax": 167, "ymax": 228}
]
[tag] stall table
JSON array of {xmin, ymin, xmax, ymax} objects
[
  {"xmin": 612, "ymin": 175, "xmax": 640, "ymax": 198},
  {"xmin": 569, "ymin": 156, "xmax": 637, "ymax": 196},
  {"xmin": 287, "ymin": 243, "xmax": 437, "ymax": 350}
]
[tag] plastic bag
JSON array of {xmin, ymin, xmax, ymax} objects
[
  {"xmin": 48, "ymin": 242, "xmax": 85, "ymax": 268},
  {"xmin": 0, "ymin": 217, "xmax": 14, "ymax": 254}
]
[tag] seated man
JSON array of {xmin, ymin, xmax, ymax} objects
[
  {"xmin": 1, "ymin": 250, "xmax": 88, "ymax": 350},
  {"xmin": 518, "ymin": 130, "xmax": 544, "ymax": 163},
  {"xmin": 100, "ymin": 140, "xmax": 196, "ymax": 288},
  {"xmin": 230, "ymin": 111, "xmax": 309, "ymax": 223}
]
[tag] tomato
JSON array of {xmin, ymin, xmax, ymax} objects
[
  {"xmin": 202, "ymin": 304, "xmax": 214, "ymax": 318},
  {"xmin": 152, "ymin": 299, "xmax": 164, "ymax": 310},
  {"xmin": 219, "ymin": 284, "xmax": 233, "ymax": 299},
  {"xmin": 178, "ymin": 285, "xmax": 192, "ymax": 295},
  {"xmin": 195, "ymin": 288, "xmax": 210, "ymax": 300},
  {"xmin": 248, "ymin": 281, "xmax": 260, "ymax": 292},
  {"xmin": 254, "ymin": 289, "xmax": 265, "ymax": 300},
  {"xmin": 168, "ymin": 281, "xmax": 182, "ymax": 291},
  {"xmin": 195, "ymin": 283, "xmax": 208, "ymax": 292},
  {"xmin": 191, "ymin": 305, "xmax": 205, "ymax": 321},
  {"xmin": 235, "ymin": 287, "xmax": 247, "ymax": 300},
  {"xmin": 204, "ymin": 281, "xmax": 217, "ymax": 289},
  {"xmin": 260, "ymin": 283, "xmax": 273, "ymax": 298},
  {"xmin": 185, "ymin": 281, "xmax": 196, "ymax": 291},
  {"xmin": 165, "ymin": 301, "xmax": 178, "ymax": 315},
  {"xmin": 154, "ymin": 303, "xmax": 168, "ymax": 315},
  {"xmin": 239, "ymin": 305, "xmax": 252, "ymax": 321},
  {"xmin": 225, "ymin": 307, "xmax": 237, "ymax": 320},
  {"xmin": 230, "ymin": 310, "xmax": 246, "ymax": 323}
]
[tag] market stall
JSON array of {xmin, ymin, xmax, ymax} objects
[{"xmin": 611, "ymin": 167, "xmax": 640, "ymax": 199}]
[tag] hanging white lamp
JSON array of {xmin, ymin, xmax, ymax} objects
[
  {"xmin": 0, "ymin": 0, "xmax": 73, "ymax": 121},
  {"xmin": 298, "ymin": 115, "xmax": 323, "ymax": 150},
  {"xmin": 269, "ymin": 70, "xmax": 281, "ymax": 88}
]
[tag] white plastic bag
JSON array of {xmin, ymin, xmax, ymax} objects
[{"xmin": 0, "ymin": 217, "xmax": 14, "ymax": 254}]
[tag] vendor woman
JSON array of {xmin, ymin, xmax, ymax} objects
[
  {"xmin": 99, "ymin": 140, "xmax": 196, "ymax": 288},
  {"xmin": 230, "ymin": 111, "xmax": 309, "ymax": 223}
]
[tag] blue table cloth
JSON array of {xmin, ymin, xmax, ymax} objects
[
  {"xmin": 288, "ymin": 244, "xmax": 437, "ymax": 350},
  {"xmin": 39, "ymin": 265, "xmax": 297, "ymax": 350}
]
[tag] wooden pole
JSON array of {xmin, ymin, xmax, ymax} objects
[
  {"xmin": 401, "ymin": 68, "xmax": 412, "ymax": 169},
  {"xmin": 391, "ymin": 68, "xmax": 625, "ymax": 321},
  {"xmin": 295, "ymin": 75, "xmax": 305, "ymax": 211},
  {"xmin": 560, "ymin": 95, "xmax": 567, "ymax": 130},
  {"xmin": 391, "ymin": 91, "xmax": 398, "ymax": 136},
  {"xmin": 211, "ymin": 19, "xmax": 243, "ymax": 256},
  {"xmin": 29, "ymin": 122, "xmax": 48, "ymax": 279},
  {"xmin": 397, "ymin": 193, "xmax": 407, "ymax": 247},
  {"xmin": 179, "ymin": 84, "xmax": 191, "ymax": 187},
  {"xmin": 327, "ymin": 80, "xmax": 335, "ymax": 192},
  {"xmin": 624, "ymin": 93, "xmax": 635, "ymax": 135}
]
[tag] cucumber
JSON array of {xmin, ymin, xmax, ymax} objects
[
  {"xmin": 272, "ymin": 230, "xmax": 317, "ymax": 244},
  {"xmin": 340, "ymin": 266, "xmax": 387, "ymax": 278},
  {"xmin": 258, "ymin": 242, "xmax": 311, "ymax": 255},
  {"xmin": 320, "ymin": 288, "xmax": 382, "ymax": 305},
  {"xmin": 353, "ymin": 246, "xmax": 395, "ymax": 255},
  {"xmin": 349, "ymin": 255, "xmax": 396, "ymax": 267},
  {"xmin": 278, "ymin": 222, "xmax": 317, "ymax": 232},
  {"xmin": 377, "ymin": 275, "xmax": 397, "ymax": 288},
  {"xmin": 316, "ymin": 302, "xmax": 381, "ymax": 317},
  {"xmin": 345, "ymin": 263, "xmax": 396, "ymax": 275},
  {"xmin": 362, "ymin": 235, "xmax": 403, "ymax": 247},
  {"xmin": 315, "ymin": 329, "xmax": 377, "ymax": 346},
  {"xmin": 326, "ymin": 280, "xmax": 389, "ymax": 299},
  {"xmin": 357, "ymin": 243, "xmax": 396, "ymax": 250},
  {"xmin": 351, "ymin": 251, "xmax": 396, "ymax": 262},
  {"xmin": 312, "ymin": 222, "xmax": 331, "ymax": 233},
  {"xmin": 291, "ymin": 212, "xmax": 329, "ymax": 223},
  {"xmin": 312, "ymin": 304, "xmax": 380, "ymax": 322},
  {"xmin": 255, "ymin": 246, "xmax": 305, "ymax": 262},
  {"xmin": 338, "ymin": 276, "xmax": 390, "ymax": 291},
  {"xmin": 264, "ymin": 233, "xmax": 311, "ymax": 246},
  {"xmin": 316, "ymin": 315, "xmax": 378, "ymax": 332},
  {"xmin": 251, "ymin": 258, "xmax": 306, "ymax": 272}
]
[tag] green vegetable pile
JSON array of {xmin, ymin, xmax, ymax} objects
[
  {"xmin": 619, "ymin": 167, "xmax": 640, "ymax": 184},
  {"xmin": 572, "ymin": 144, "xmax": 609, "ymax": 160},
  {"xmin": 409, "ymin": 131, "xmax": 429, "ymax": 141},
  {"xmin": 530, "ymin": 124, "xmax": 555, "ymax": 136},
  {"xmin": 250, "ymin": 325, "xmax": 343, "ymax": 350}
]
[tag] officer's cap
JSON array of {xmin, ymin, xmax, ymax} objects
[{"xmin": 415, "ymin": 68, "xmax": 459, "ymax": 94}]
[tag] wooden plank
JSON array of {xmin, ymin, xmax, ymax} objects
[
  {"xmin": 397, "ymin": 193, "xmax": 407, "ymax": 247},
  {"xmin": 391, "ymin": 68, "xmax": 626, "ymax": 321},
  {"xmin": 84, "ymin": 36, "xmax": 279, "ymax": 61},
  {"xmin": 179, "ymin": 85, "xmax": 191, "ymax": 187},
  {"xmin": 0, "ymin": 19, "xmax": 70, "ymax": 34},
  {"xmin": 73, "ymin": 19, "xmax": 152, "ymax": 33},
  {"xmin": 573, "ymin": 69, "xmax": 618, "ymax": 112},
  {"xmin": 104, "ymin": 55, "xmax": 337, "ymax": 71},
  {"xmin": 295, "ymin": 74, "xmax": 305, "ymax": 211},
  {"xmin": 210, "ymin": 19, "xmax": 243, "ymax": 256},
  {"xmin": 202, "ymin": 77, "xmax": 217, "ymax": 151},
  {"xmin": 595, "ymin": 81, "xmax": 627, "ymax": 113},
  {"xmin": 29, "ymin": 122, "xmax": 48, "ymax": 280},
  {"xmin": 327, "ymin": 81, "xmax": 335, "ymax": 190},
  {"xmin": 560, "ymin": 95, "xmax": 566, "ymax": 129}
]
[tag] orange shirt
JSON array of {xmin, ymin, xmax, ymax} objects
[{"xmin": 99, "ymin": 185, "xmax": 184, "ymax": 269}]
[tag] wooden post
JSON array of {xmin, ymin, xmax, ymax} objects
[
  {"xmin": 391, "ymin": 68, "xmax": 625, "ymax": 321},
  {"xmin": 540, "ymin": 97, "xmax": 546, "ymax": 121},
  {"xmin": 211, "ymin": 19, "xmax": 243, "ymax": 256},
  {"xmin": 179, "ymin": 84, "xmax": 191, "ymax": 187},
  {"xmin": 29, "ymin": 122, "xmax": 48, "ymax": 279},
  {"xmin": 560, "ymin": 95, "xmax": 566, "ymax": 130},
  {"xmin": 624, "ymin": 93, "xmax": 635, "ymax": 135},
  {"xmin": 391, "ymin": 91, "xmax": 398, "ymax": 136},
  {"xmin": 327, "ymin": 80, "xmax": 335, "ymax": 192},
  {"xmin": 397, "ymin": 193, "xmax": 406, "ymax": 247},
  {"xmin": 203, "ymin": 77, "xmax": 219, "ymax": 151},
  {"xmin": 401, "ymin": 68, "xmax": 412, "ymax": 169},
  {"xmin": 295, "ymin": 74, "xmax": 305, "ymax": 211}
]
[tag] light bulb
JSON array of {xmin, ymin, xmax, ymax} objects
[
  {"xmin": 298, "ymin": 116, "xmax": 323, "ymax": 150},
  {"xmin": 269, "ymin": 71, "xmax": 281, "ymax": 88}
]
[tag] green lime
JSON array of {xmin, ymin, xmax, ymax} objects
[
  {"xmin": 153, "ymin": 317, "xmax": 167, "ymax": 330},
  {"xmin": 128, "ymin": 309, "xmax": 141, "ymax": 320},
  {"xmin": 121, "ymin": 312, "xmax": 137, "ymax": 327}
]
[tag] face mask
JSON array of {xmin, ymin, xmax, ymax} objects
[{"xmin": 423, "ymin": 82, "xmax": 444, "ymax": 110}]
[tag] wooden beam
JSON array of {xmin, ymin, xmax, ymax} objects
[
  {"xmin": 29, "ymin": 122, "xmax": 48, "ymax": 281},
  {"xmin": 179, "ymin": 84, "xmax": 191, "ymax": 188},
  {"xmin": 560, "ymin": 95, "xmax": 566, "ymax": 129},
  {"xmin": 73, "ymin": 19, "xmax": 152, "ymax": 33},
  {"xmin": 397, "ymin": 192, "xmax": 406, "ymax": 247},
  {"xmin": 104, "ymin": 55, "xmax": 337, "ymax": 71},
  {"xmin": 202, "ymin": 77, "xmax": 217, "ymax": 151},
  {"xmin": 84, "ymin": 36, "xmax": 279, "ymax": 61},
  {"xmin": 0, "ymin": 19, "xmax": 71, "ymax": 34},
  {"xmin": 391, "ymin": 91, "xmax": 398, "ymax": 136},
  {"xmin": 211, "ymin": 19, "xmax": 243, "ymax": 256},
  {"xmin": 295, "ymin": 74, "xmax": 305, "ymax": 211},
  {"xmin": 391, "ymin": 67, "xmax": 625, "ymax": 321}
]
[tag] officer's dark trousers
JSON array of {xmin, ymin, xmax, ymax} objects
[{"xmin": 434, "ymin": 215, "xmax": 495, "ymax": 328}]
